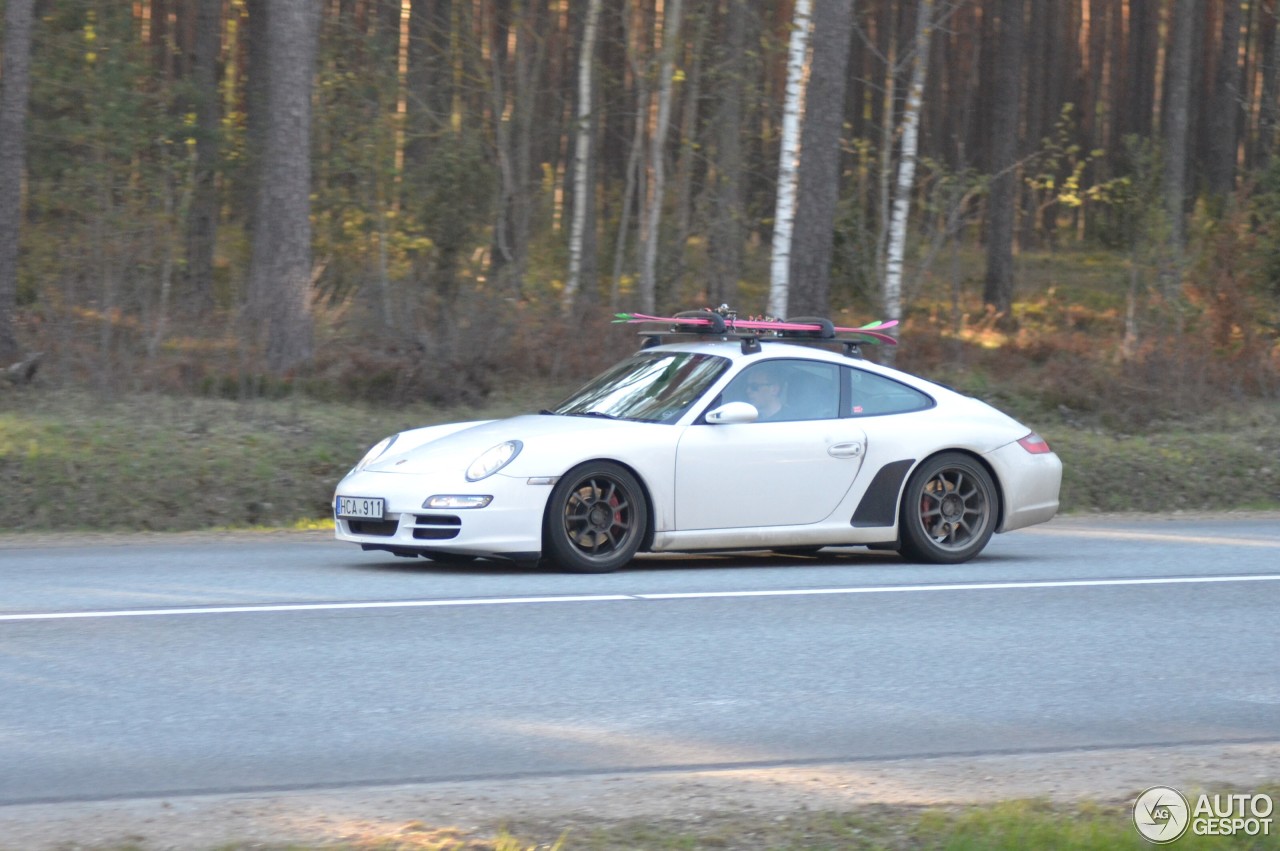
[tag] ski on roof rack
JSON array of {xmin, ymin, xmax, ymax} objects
[{"xmin": 613, "ymin": 306, "xmax": 897, "ymax": 356}]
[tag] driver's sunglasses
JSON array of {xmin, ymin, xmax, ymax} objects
[{"xmin": 747, "ymin": 381, "xmax": 776, "ymax": 391}]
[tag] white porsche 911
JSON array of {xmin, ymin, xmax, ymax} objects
[{"xmin": 334, "ymin": 321, "xmax": 1061, "ymax": 572}]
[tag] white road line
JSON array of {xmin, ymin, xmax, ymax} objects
[
  {"xmin": 1027, "ymin": 527, "xmax": 1280, "ymax": 548},
  {"xmin": 640, "ymin": 574, "xmax": 1280, "ymax": 599},
  {"xmin": 3, "ymin": 574, "xmax": 1280, "ymax": 623},
  {"xmin": 0, "ymin": 595, "xmax": 634, "ymax": 622}
]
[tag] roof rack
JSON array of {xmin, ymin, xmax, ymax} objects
[{"xmin": 620, "ymin": 306, "xmax": 896, "ymax": 358}]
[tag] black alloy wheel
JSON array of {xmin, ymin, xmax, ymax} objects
[
  {"xmin": 898, "ymin": 452, "xmax": 997, "ymax": 564},
  {"xmin": 545, "ymin": 461, "xmax": 648, "ymax": 573}
]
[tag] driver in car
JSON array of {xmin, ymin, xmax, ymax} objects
[{"xmin": 745, "ymin": 365, "xmax": 788, "ymax": 421}]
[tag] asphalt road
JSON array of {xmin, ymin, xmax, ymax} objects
[{"xmin": 1, "ymin": 515, "xmax": 1278, "ymax": 807}]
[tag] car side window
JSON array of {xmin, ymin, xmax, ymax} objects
[
  {"xmin": 721, "ymin": 360, "xmax": 841, "ymax": 422},
  {"xmin": 844, "ymin": 367, "xmax": 934, "ymax": 417}
]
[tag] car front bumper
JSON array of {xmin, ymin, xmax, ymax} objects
[{"xmin": 333, "ymin": 469, "xmax": 553, "ymax": 560}]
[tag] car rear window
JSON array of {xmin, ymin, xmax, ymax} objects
[{"xmin": 845, "ymin": 368, "xmax": 935, "ymax": 416}]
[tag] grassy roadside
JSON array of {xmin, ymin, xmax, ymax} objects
[
  {"xmin": 505, "ymin": 796, "xmax": 1280, "ymax": 850},
  {"xmin": 0, "ymin": 384, "xmax": 571, "ymax": 534},
  {"xmin": 1, "ymin": 383, "xmax": 1278, "ymax": 534},
  {"xmin": 31, "ymin": 792, "xmax": 1278, "ymax": 850}
]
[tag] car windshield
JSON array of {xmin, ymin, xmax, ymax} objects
[{"xmin": 550, "ymin": 352, "xmax": 729, "ymax": 424}]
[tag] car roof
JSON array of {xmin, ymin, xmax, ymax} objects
[{"xmin": 640, "ymin": 339, "xmax": 921, "ymax": 381}]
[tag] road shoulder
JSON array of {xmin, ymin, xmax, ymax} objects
[{"xmin": 2, "ymin": 741, "xmax": 1277, "ymax": 850}]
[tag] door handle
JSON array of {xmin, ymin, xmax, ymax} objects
[{"xmin": 828, "ymin": 442, "xmax": 863, "ymax": 459}]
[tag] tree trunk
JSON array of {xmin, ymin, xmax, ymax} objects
[
  {"xmin": 768, "ymin": 0, "xmax": 813, "ymax": 318},
  {"xmin": 611, "ymin": 1, "xmax": 649, "ymax": 310},
  {"xmin": 565, "ymin": 0, "xmax": 603, "ymax": 311},
  {"xmin": 672, "ymin": 8, "xmax": 708, "ymax": 289},
  {"xmin": 0, "ymin": 0, "xmax": 36, "ymax": 364},
  {"xmin": 184, "ymin": 0, "xmax": 222, "ymax": 310},
  {"xmin": 787, "ymin": 0, "xmax": 855, "ymax": 318},
  {"xmin": 1129, "ymin": 0, "xmax": 1160, "ymax": 140},
  {"xmin": 639, "ymin": 0, "xmax": 684, "ymax": 314},
  {"xmin": 1164, "ymin": 0, "xmax": 1196, "ymax": 253},
  {"xmin": 511, "ymin": 1, "xmax": 545, "ymax": 302},
  {"xmin": 1206, "ymin": 0, "xmax": 1245, "ymax": 199},
  {"xmin": 246, "ymin": 0, "xmax": 321, "ymax": 374},
  {"xmin": 1020, "ymin": 0, "xmax": 1046, "ymax": 248},
  {"xmin": 487, "ymin": 0, "xmax": 516, "ymax": 295},
  {"xmin": 883, "ymin": 0, "xmax": 935, "ymax": 357},
  {"xmin": 238, "ymin": 0, "xmax": 270, "ymax": 236},
  {"xmin": 981, "ymin": 0, "xmax": 1025, "ymax": 324},
  {"xmin": 873, "ymin": 8, "xmax": 897, "ymax": 293},
  {"xmin": 707, "ymin": 0, "xmax": 753, "ymax": 309},
  {"xmin": 1261, "ymin": 0, "xmax": 1279, "ymax": 168}
]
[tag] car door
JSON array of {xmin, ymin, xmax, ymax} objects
[{"xmin": 674, "ymin": 360, "xmax": 867, "ymax": 530}]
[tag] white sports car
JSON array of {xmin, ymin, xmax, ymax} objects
[{"xmin": 334, "ymin": 329, "xmax": 1061, "ymax": 572}]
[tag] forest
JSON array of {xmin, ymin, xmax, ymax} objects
[{"xmin": 0, "ymin": 0, "xmax": 1278, "ymax": 410}]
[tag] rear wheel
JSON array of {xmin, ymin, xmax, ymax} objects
[
  {"xmin": 899, "ymin": 453, "xmax": 997, "ymax": 564},
  {"xmin": 545, "ymin": 461, "xmax": 648, "ymax": 573}
]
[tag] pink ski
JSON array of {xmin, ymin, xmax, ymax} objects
[{"xmin": 615, "ymin": 312, "xmax": 898, "ymax": 345}]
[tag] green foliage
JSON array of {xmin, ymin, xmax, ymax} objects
[
  {"xmin": 24, "ymin": 1, "xmax": 193, "ymax": 336},
  {"xmin": 831, "ymin": 135, "xmax": 886, "ymax": 310},
  {"xmin": 311, "ymin": 18, "xmax": 406, "ymax": 301},
  {"xmin": 1024, "ymin": 105, "xmax": 1137, "ymax": 249},
  {"xmin": 408, "ymin": 130, "xmax": 497, "ymax": 284},
  {"xmin": 1246, "ymin": 158, "xmax": 1280, "ymax": 300}
]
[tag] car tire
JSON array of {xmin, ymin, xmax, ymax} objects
[
  {"xmin": 544, "ymin": 461, "xmax": 648, "ymax": 573},
  {"xmin": 898, "ymin": 452, "xmax": 998, "ymax": 564}
]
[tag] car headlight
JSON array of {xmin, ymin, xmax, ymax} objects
[
  {"xmin": 352, "ymin": 435, "xmax": 398, "ymax": 473},
  {"xmin": 466, "ymin": 440, "xmax": 522, "ymax": 482}
]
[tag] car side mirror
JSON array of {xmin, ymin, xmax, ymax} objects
[{"xmin": 706, "ymin": 402, "xmax": 759, "ymax": 424}]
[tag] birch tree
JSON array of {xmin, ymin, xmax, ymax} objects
[
  {"xmin": 883, "ymin": 0, "xmax": 937, "ymax": 359},
  {"xmin": 768, "ymin": 0, "xmax": 813, "ymax": 318},
  {"xmin": 639, "ymin": 0, "xmax": 684, "ymax": 314},
  {"xmin": 564, "ymin": 0, "xmax": 603, "ymax": 311},
  {"xmin": 0, "ymin": 0, "xmax": 36, "ymax": 364}
]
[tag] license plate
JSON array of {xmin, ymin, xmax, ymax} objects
[{"xmin": 336, "ymin": 496, "xmax": 385, "ymax": 519}]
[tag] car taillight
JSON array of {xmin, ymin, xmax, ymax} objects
[{"xmin": 1017, "ymin": 432, "xmax": 1052, "ymax": 454}]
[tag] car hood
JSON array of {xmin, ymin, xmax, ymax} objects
[{"xmin": 364, "ymin": 413, "xmax": 660, "ymax": 476}]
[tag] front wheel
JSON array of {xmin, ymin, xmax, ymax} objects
[
  {"xmin": 544, "ymin": 461, "xmax": 648, "ymax": 573},
  {"xmin": 898, "ymin": 453, "xmax": 997, "ymax": 564}
]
